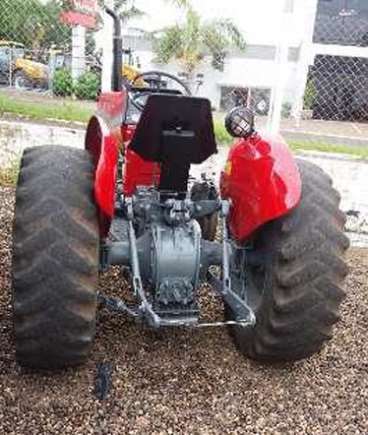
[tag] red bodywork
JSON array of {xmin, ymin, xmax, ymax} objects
[
  {"xmin": 86, "ymin": 91, "xmax": 301, "ymax": 240},
  {"xmin": 85, "ymin": 91, "xmax": 160, "ymax": 236},
  {"xmin": 220, "ymin": 132, "xmax": 302, "ymax": 242},
  {"xmin": 121, "ymin": 124, "xmax": 160, "ymax": 196},
  {"xmin": 85, "ymin": 92, "xmax": 124, "ymax": 235}
]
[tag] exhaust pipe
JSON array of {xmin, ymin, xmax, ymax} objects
[{"xmin": 105, "ymin": 7, "xmax": 123, "ymax": 92}]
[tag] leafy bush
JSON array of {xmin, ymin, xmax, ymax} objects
[
  {"xmin": 214, "ymin": 119, "xmax": 233, "ymax": 145},
  {"xmin": 74, "ymin": 72, "xmax": 100, "ymax": 100},
  {"xmin": 304, "ymin": 79, "xmax": 317, "ymax": 110},
  {"xmin": 52, "ymin": 69, "xmax": 73, "ymax": 97}
]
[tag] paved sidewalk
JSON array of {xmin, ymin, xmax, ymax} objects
[
  {"xmin": 257, "ymin": 117, "xmax": 368, "ymax": 147},
  {"xmin": 0, "ymin": 119, "xmax": 85, "ymax": 167}
]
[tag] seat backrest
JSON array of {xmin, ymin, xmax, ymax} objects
[{"xmin": 129, "ymin": 94, "xmax": 218, "ymax": 165}]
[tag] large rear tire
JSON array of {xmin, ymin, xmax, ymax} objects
[
  {"xmin": 12, "ymin": 146, "xmax": 99, "ymax": 369},
  {"xmin": 226, "ymin": 159, "xmax": 350, "ymax": 362}
]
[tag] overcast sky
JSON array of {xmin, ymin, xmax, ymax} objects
[
  {"xmin": 89, "ymin": 0, "xmax": 316, "ymax": 48},
  {"xmin": 130, "ymin": 0, "xmax": 282, "ymax": 38},
  {"xmin": 127, "ymin": 0, "xmax": 308, "ymax": 45}
]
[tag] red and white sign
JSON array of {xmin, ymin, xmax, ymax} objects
[
  {"xmin": 60, "ymin": 0, "xmax": 98, "ymax": 29},
  {"xmin": 72, "ymin": 0, "xmax": 98, "ymax": 15},
  {"xmin": 60, "ymin": 11, "xmax": 97, "ymax": 28}
]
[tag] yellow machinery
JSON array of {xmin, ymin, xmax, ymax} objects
[
  {"xmin": 14, "ymin": 58, "xmax": 48, "ymax": 86},
  {"xmin": 0, "ymin": 40, "xmax": 48, "ymax": 89},
  {"xmin": 122, "ymin": 64, "xmax": 145, "ymax": 87},
  {"xmin": 0, "ymin": 40, "xmax": 143, "ymax": 90}
]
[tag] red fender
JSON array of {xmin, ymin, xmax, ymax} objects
[
  {"xmin": 85, "ymin": 92, "xmax": 126, "ymax": 236},
  {"xmin": 220, "ymin": 132, "xmax": 302, "ymax": 243}
]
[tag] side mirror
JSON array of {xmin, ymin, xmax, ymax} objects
[{"xmin": 225, "ymin": 106, "xmax": 255, "ymax": 139}]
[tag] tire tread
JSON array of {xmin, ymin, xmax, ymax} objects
[
  {"xmin": 12, "ymin": 145, "xmax": 99, "ymax": 369},
  {"xmin": 227, "ymin": 158, "xmax": 349, "ymax": 362}
]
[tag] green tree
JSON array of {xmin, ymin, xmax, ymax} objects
[
  {"xmin": 167, "ymin": 0, "xmax": 191, "ymax": 7},
  {"xmin": 40, "ymin": 0, "xmax": 71, "ymax": 50},
  {"xmin": 153, "ymin": 4, "xmax": 246, "ymax": 82},
  {"xmin": 0, "ymin": 0, "xmax": 70, "ymax": 51},
  {"xmin": 113, "ymin": 0, "xmax": 191, "ymax": 22},
  {"xmin": 0, "ymin": 0, "xmax": 42, "ymax": 47},
  {"xmin": 115, "ymin": 0, "xmax": 145, "ymax": 23}
]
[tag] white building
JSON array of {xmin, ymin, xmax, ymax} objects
[{"xmin": 122, "ymin": 0, "xmax": 319, "ymax": 115}]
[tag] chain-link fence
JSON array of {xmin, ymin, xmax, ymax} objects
[
  {"xmin": 281, "ymin": 0, "xmax": 368, "ymax": 146},
  {"xmin": 0, "ymin": 0, "xmax": 100, "ymax": 94},
  {"xmin": 1, "ymin": 1, "xmax": 367, "ymax": 127},
  {"xmin": 0, "ymin": 1, "xmax": 367, "ymax": 110},
  {"xmin": 284, "ymin": 0, "xmax": 368, "ymax": 247},
  {"xmin": 0, "ymin": 0, "xmax": 68, "ymax": 91}
]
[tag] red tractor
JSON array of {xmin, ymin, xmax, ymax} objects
[{"xmin": 12, "ymin": 10, "xmax": 349, "ymax": 369}]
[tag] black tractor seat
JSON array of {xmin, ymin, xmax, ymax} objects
[{"xmin": 129, "ymin": 94, "xmax": 218, "ymax": 195}]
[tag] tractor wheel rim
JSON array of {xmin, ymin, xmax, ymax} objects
[{"xmin": 15, "ymin": 75, "xmax": 27, "ymax": 89}]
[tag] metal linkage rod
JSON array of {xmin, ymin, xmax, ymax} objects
[{"xmin": 126, "ymin": 198, "xmax": 161, "ymax": 328}]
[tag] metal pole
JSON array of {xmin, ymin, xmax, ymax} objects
[
  {"xmin": 101, "ymin": 0, "xmax": 114, "ymax": 92},
  {"xmin": 72, "ymin": 25, "xmax": 86, "ymax": 82},
  {"xmin": 291, "ymin": 0, "xmax": 319, "ymax": 126},
  {"xmin": 105, "ymin": 7, "xmax": 123, "ymax": 91},
  {"xmin": 267, "ymin": 0, "xmax": 290, "ymax": 135},
  {"xmin": 9, "ymin": 46, "xmax": 13, "ymax": 87}
]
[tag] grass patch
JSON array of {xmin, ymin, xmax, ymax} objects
[
  {"xmin": 289, "ymin": 140, "xmax": 368, "ymax": 160},
  {"xmin": 0, "ymin": 160, "xmax": 20, "ymax": 187},
  {"xmin": 214, "ymin": 119, "xmax": 233, "ymax": 145},
  {"xmin": 0, "ymin": 92, "xmax": 234, "ymax": 144},
  {"xmin": 0, "ymin": 93, "xmax": 93, "ymax": 124},
  {"xmin": 0, "ymin": 92, "xmax": 367, "ymax": 160},
  {"xmin": 214, "ymin": 118, "xmax": 368, "ymax": 160}
]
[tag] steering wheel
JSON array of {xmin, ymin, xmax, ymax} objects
[{"xmin": 130, "ymin": 71, "xmax": 192, "ymax": 111}]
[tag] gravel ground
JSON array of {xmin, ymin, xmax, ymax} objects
[{"xmin": 0, "ymin": 187, "xmax": 367, "ymax": 435}]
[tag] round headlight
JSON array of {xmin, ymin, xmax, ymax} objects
[{"xmin": 225, "ymin": 106, "xmax": 255, "ymax": 138}]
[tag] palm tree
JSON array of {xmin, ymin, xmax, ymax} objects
[
  {"xmin": 166, "ymin": 0, "xmax": 191, "ymax": 7},
  {"xmin": 111, "ymin": 0, "xmax": 189, "ymax": 22},
  {"xmin": 112, "ymin": 0, "xmax": 145, "ymax": 23},
  {"xmin": 152, "ymin": 5, "xmax": 246, "ymax": 84}
]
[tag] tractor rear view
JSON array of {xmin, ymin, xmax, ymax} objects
[{"xmin": 11, "ymin": 9, "xmax": 349, "ymax": 370}]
